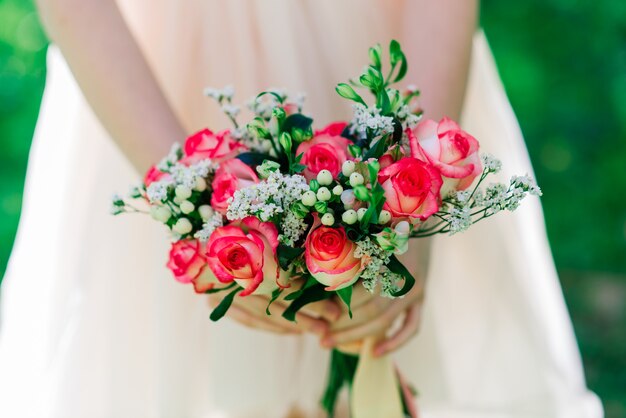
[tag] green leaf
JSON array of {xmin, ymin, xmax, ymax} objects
[
  {"xmin": 377, "ymin": 88, "xmax": 391, "ymax": 114},
  {"xmin": 387, "ymin": 254, "xmax": 416, "ymax": 297},
  {"xmin": 209, "ymin": 286, "xmax": 242, "ymax": 321},
  {"xmin": 336, "ymin": 286, "xmax": 353, "ymax": 318},
  {"xmin": 394, "ymin": 54, "xmax": 408, "ymax": 83},
  {"xmin": 389, "ymin": 40, "xmax": 403, "ymax": 66},
  {"xmin": 256, "ymin": 90, "xmax": 285, "ymax": 104},
  {"xmin": 336, "ymin": 83, "xmax": 366, "ymax": 106},
  {"xmin": 363, "ymin": 136, "xmax": 388, "ymax": 160},
  {"xmin": 282, "ymin": 113, "xmax": 313, "ymax": 135},
  {"xmin": 367, "ymin": 161, "xmax": 380, "ymax": 185},
  {"xmin": 290, "ymin": 163, "xmax": 307, "ymax": 174},
  {"xmin": 236, "ymin": 152, "xmax": 278, "ymax": 167},
  {"xmin": 266, "ymin": 288, "xmax": 284, "ymax": 315},
  {"xmin": 282, "ymin": 282, "xmax": 333, "ymax": 322},
  {"xmin": 285, "ymin": 276, "xmax": 317, "ymax": 301},
  {"xmin": 277, "ymin": 244, "xmax": 305, "ymax": 270},
  {"xmin": 204, "ymin": 282, "xmax": 237, "ymax": 294},
  {"xmin": 321, "ymin": 349, "xmax": 360, "ymax": 416}
]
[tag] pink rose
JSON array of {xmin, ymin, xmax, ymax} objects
[
  {"xmin": 182, "ymin": 128, "xmax": 246, "ymax": 164},
  {"xmin": 144, "ymin": 165, "xmax": 169, "ymax": 187},
  {"xmin": 210, "ymin": 159, "xmax": 259, "ymax": 215},
  {"xmin": 206, "ymin": 217, "xmax": 285, "ymax": 296},
  {"xmin": 167, "ymin": 239, "xmax": 221, "ymax": 294},
  {"xmin": 305, "ymin": 220, "xmax": 362, "ymax": 291},
  {"xmin": 409, "ymin": 118, "xmax": 482, "ymax": 193},
  {"xmin": 295, "ymin": 122, "xmax": 351, "ymax": 180},
  {"xmin": 378, "ymin": 158, "xmax": 442, "ymax": 221}
]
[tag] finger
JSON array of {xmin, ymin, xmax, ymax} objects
[
  {"xmin": 227, "ymin": 304, "xmax": 300, "ymax": 334},
  {"xmin": 374, "ymin": 304, "xmax": 421, "ymax": 356},
  {"xmin": 330, "ymin": 297, "xmax": 393, "ymax": 331},
  {"xmin": 298, "ymin": 298, "xmax": 343, "ymax": 322},
  {"xmin": 209, "ymin": 294, "xmax": 301, "ymax": 334},
  {"xmin": 264, "ymin": 299, "xmax": 329, "ymax": 336},
  {"xmin": 321, "ymin": 301, "xmax": 407, "ymax": 347}
]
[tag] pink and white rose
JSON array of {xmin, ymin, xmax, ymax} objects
[
  {"xmin": 409, "ymin": 118, "xmax": 481, "ymax": 194},
  {"xmin": 305, "ymin": 220, "xmax": 362, "ymax": 290},
  {"xmin": 167, "ymin": 239, "xmax": 221, "ymax": 294},
  {"xmin": 295, "ymin": 122, "xmax": 351, "ymax": 180},
  {"xmin": 206, "ymin": 217, "xmax": 286, "ymax": 296},
  {"xmin": 210, "ymin": 159, "xmax": 259, "ymax": 214},
  {"xmin": 378, "ymin": 157, "xmax": 442, "ymax": 222},
  {"xmin": 143, "ymin": 165, "xmax": 169, "ymax": 187},
  {"xmin": 182, "ymin": 128, "xmax": 247, "ymax": 164}
]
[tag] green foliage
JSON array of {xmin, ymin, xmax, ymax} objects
[{"xmin": 482, "ymin": 0, "xmax": 626, "ymax": 413}]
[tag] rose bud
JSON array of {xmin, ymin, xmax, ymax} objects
[
  {"xmin": 144, "ymin": 165, "xmax": 169, "ymax": 187},
  {"xmin": 210, "ymin": 159, "xmax": 259, "ymax": 214},
  {"xmin": 305, "ymin": 219, "xmax": 363, "ymax": 291},
  {"xmin": 206, "ymin": 217, "xmax": 287, "ymax": 296},
  {"xmin": 295, "ymin": 122, "xmax": 351, "ymax": 181},
  {"xmin": 167, "ymin": 239, "xmax": 223, "ymax": 293},
  {"xmin": 181, "ymin": 128, "xmax": 247, "ymax": 164},
  {"xmin": 378, "ymin": 158, "xmax": 443, "ymax": 222},
  {"xmin": 409, "ymin": 117, "xmax": 482, "ymax": 196}
]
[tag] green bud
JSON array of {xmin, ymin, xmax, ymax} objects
[
  {"xmin": 291, "ymin": 127, "xmax": 311, "ymax": 143},
  {"xmin": 353, "ymin": 185, "xmax": 370, "ymax": 202},
  {"xmin": 279, "ymin": 132, "xmax": 292, "ymax": 153},
  {"xmin": 309, "ymin": 179, "xmax": 320, "ymax": 193},
  {"xmin": 272, "ymin": 106, "xmax": 286, "ymax": 121},
  {"xmin": 256, "ymin": 159, "xmax": 281, "ymax": 179},
  {"xmin": 369, "ymin": 44, "xmax": 382, "ymax": 69},
  {"xmin": 291, "ymin": 202, "xmax": 310, "ymax": 219},
  {"xmin": 336, "ymin": 83, "xmax": 366, "ymax": 106},
  {"xmin": 314, "ymin": 200, "xmax": 328, "ymax": 214},
  {"xmin": 247, "ymin": 118, "xmax": 270, "ymax": 139}
]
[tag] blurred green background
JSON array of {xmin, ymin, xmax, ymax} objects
[{"xmin": 0, "ymin": 0, "xmax": 624, "ymax": 415}]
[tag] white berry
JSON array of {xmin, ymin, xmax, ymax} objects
[
  {"xmin": 180, "ymin": 200, "xmax": 195, "ymax": 214},
  {"xmin": 301, "ymin": 191, "xmax": 317, "ymax": 207},
  {"xmin": 332, "ymin": 185, "xmax": 344, "ymax": 196},
  {"xmin": 357, "ymin": 207, "xmax": 368, "ymax": 221},
  {"xmin": 198, "ymin": 205, "xmax": 214, "ymax": 220},
  {"xmin": 173, "ymin": 218, "xmax": 193, "ymax": 234},
  {"xmin": 342, "ymin": 160, "xmax": 356, "ymax": 176},
  {"xmin": 150, "ymin": 206, "xmax": 171, "ymax": 223},
  {"xmin": 341, "ymin": 209, "xmax": 358, "ymax": 225},
  {"xmin": 321, "ymin": 213, "xmax": 335, "ymax": 226},
  {"xmin": 340, "ymin": 189, "xmax": 356, "ymax": 208},
  {"xmin": 349, "ymin": 172, "xmax": 364, "ymax": 187},
  {"xmin": 316, "ymin": 187, "xmax": 331, "ymax": 202},
  {"xmin": 316, "ymin": 169, "xmax": 333, "ymax": 186},
  {"xmin": 175, "ymin": 185, "xmax": 192, "ymax": 200},
  {"xmin": 378, "ymin": 209, "xmax": 392, "ymax": 224},
  {"xmin": 194, "ymin": 177, "xmax": 207, "ymax": 192}
]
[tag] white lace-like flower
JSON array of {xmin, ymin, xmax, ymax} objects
[
  {"xmin": 279, "ymin": 210, "xmax": 309, "ymax": 246},
  {"xmin": 226, "ymin": 172, "xmax": 309, "ymax": 222},
  {"xmin": 146, "ymin": 179, "xmax": 174, "ymax": 203},
  {"xmin": 157, "ymin": 143, "xmax": 183, "ymax": 171},
  {"xmin": 480, "ymin": 153, "xmax": 502, "ymax": 174},
  {"xmin": 194, "ymin": 212, "xmax": 224, "ymax": 242},
  {"xmin": 350, "ymin": 104, "xmax": 395, "ymax": 140},
  {"xmin": 447, "ymin": 206, "xmax": 472, "ymax": 235},
  {"xmin": 169, "ymin": 159, "xmax": 218, "ymax": 189},
  {"xmin": 353, "ymin": 237, "xmax": 400, "ymax": 297},
  {"xmin": 222, "ymin": 104, "xmax": 241, "ymax": 119}
]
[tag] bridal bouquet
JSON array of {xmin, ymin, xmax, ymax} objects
[{"xmin": 113, "ymin": 40, "xmax": 540, "ymax": 417}]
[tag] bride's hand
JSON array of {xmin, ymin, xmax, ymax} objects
[
  {"xmin": 320, "ymin": 239, "xmax": 430, "ymax": 357},
  {"xmin": 208, "ymin": 292, "xmax": 342, "ymax": 336}
]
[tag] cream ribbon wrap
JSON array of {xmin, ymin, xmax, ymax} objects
[{"xmin": 351, "ymin": 337, "xmax": 405, "ymax": 418}]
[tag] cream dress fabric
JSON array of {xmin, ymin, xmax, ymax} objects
[{"xmin": 0, "ymin": 1, "xmax": 603, "ymax": 417}]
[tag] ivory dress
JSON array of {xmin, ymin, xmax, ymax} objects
[{"xmin": 0, "ymin": 1, "xmax": 603, "ymax": 417}]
